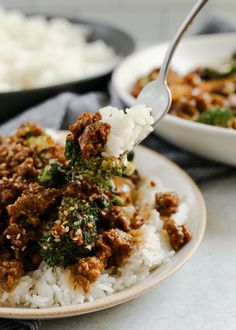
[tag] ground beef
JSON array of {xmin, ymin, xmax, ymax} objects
[
  {"xmin": 230, "ymin": 118, "xmax": 236, "ymax": 129},
  {"xmin": 130, "ymin": 212, "xmax": 144, "ymax": 229},
  {"xmin": 171, "ymin": 92, "xmax": 215, "ymax": 120},
  {"xmin": 69, "ymin": 112, "xmax": 102, "ymax": 140},
  {"xmin": 0, "ymin": 181, "xmax": 24, "ymax": 209},
  {"xmin": 171, "ymin": 97, "xmax": 200, "ymax": 120},
  {"xmin": 0, "ymin": 182, "xmax": 61, "ymax": 269},
  {"xmin": 70, "ymin": 256, "xmax": 104, "ymax": 293},
  {"xmin": 101, "ymin": 228, "xmax": 134, "ymax": 267},
  {"xmin": 16, "ymin": 157, "xmax": 39, "ymax": 180},
  {"xmin": 0, "ymin": 259, "xmax": 24, "ymax": 291},
  {"xmin": 95, "ymin": 235, "xmax": 112, "ymax": 266},
  {"xmin": 0, "ymin": 179, "xmax": 26, "ymax": 236},
  {"xmin": 163, "ymin": 219, "xmax": 192, "ymax": 251},
  {"xmin": 78, "ymin": 121, "xmax": 110, "ymax": 159},
  {"xmin": 68, "ymin": 112, "xmax": 111, "ymax": 159},
  {"xmin": 131, "ymin": 68, "xmax": 181, "ymax": 98},
  {"xmin": 227, "ymin": 94, "xmax": 236, "ymax": 110},
  {"xmin": 0, "ymin": 125, "xmax": 65, "ymax": 290},
  {"xmin": 99, "ymin": 206, "xmax": 131, "ymax": 232},
  {"xmin": 7, "ymin": 183, "xmax": 60, "ymax": 227},
  {"xmin": 155, "ymin": 192, "xmax": 180, "ymax": 218},
  {"xmin": 3, "ymin": 223, "xmax": 35, "ymax": 250},
  {"xmin": 194, "ymin": 92, "xmax": 212, "ymax": 112},
  {"xmin": 183, "ymin": 72, "xmax": 202, "ymax": 86},
  {"xmin": 131, "ymin": 78, "xmax": 146, "ymax": 99},
  {"xmin": 9, "ymin": 145, "xmax": 31, "ymax": 167},
  {"xmin": 211, "ymin": 80, "xmax": 235, "ymax": 96},
  {"xmin": 0, "ymin": 144, "xmax": 31, "ymax": 178},
  {"xmin": 0, "ymin": 123, "xmax": 65, "ymax": 179},
  {"xmin": 0, "ymin": 124, "xmax": 67, "ymax": 290},
  {"xmin": 70, "ymin": 229, "xmax": 134, "ymax": 293}
]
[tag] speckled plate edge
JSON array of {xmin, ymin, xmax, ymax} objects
[{"xmin": 0, "ymin": 141, "xmax": 206, "ymax": 319}]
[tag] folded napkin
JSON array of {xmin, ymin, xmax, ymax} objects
[
  {"xmin": 192, "ymin": 10, "xmax": 236, "ymax": 35},
  {"xmin": 0, "ymin": 10, "xmax": 235, "ymax": 330},
  {"xmin": 0, "ymin": 319, "xmax": 41, "ymax": 330}
]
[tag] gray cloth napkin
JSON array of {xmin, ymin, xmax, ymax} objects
[
  {"xmin": 0, "ymin": 10, "xmax": 235, "ymax": 330},
  {"xmin": 0, "ymin": 319, "xmax": 41, "ymax": 330},
  {"xmin": 192, "ymin": 10, "xmax": 236, "ymax": 35}
]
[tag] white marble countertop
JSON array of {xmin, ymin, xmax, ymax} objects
[{"xmin": 41, "ymin": 175, "xmax": 236, "ymax": 330}]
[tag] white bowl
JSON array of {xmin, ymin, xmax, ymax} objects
[
  {"xmin": 0, "ymin": 133, "xmax": 206, "ymax": 319},
  {"xmin": 112, "ymin": 33, "xmax": 236, "ymax": 166}
]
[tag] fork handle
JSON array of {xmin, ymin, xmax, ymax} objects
[{"xmin": 158, "ymin": 0, "xmax": 209, "ymax": 83}]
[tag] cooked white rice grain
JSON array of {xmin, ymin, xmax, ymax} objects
[{"xmin": 100, "ymin": 105, "xmax": 154, "ymax": 158}]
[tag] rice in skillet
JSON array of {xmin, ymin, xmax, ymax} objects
[{"xmin": 0, "ymin": 7, "xmax": 119, "ymax": 91}]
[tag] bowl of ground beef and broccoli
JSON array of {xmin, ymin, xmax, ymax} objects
[
  {"xmin": 131, "ymin": 52, "xmax": 236, "ymax": 130},
  {"xmin": 113, "ymin": 33, "xmax": 236, "ymax": 165}
]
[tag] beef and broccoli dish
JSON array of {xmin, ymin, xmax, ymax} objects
[
  {"xmin": 0, "ymin": 106, "xmax": 192, "ymax": 308},
  {"xmin": 131, "ymin": 52, "xmax": 236, "ymax": 129}
]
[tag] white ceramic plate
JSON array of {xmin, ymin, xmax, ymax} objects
[
  {"xmin": 0, "ymin": 131, "xmax": 206, "ymax": 319},
  {"xmin": 112, "ymin": 33, "xmax": 236, "ymax": 166}
]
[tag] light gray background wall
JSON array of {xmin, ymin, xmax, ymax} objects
[{"xmin": 0, "ymin": 0, "xmax": 235, "ymax": 45}]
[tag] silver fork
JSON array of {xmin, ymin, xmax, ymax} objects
[{"xmin": 136, "ymin": 0, "xmax": 209, "ymax": 134}]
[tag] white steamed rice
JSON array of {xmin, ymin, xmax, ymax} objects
[
  {"xmin": 100, "ymin": 105, "xmax": 154, "ymax": 158},
  {"xmin": 0, "ymin": 176, "xmax": 189, "ymax": 308},
  {"xmin": 0, "ymin": 7, "xmax": 119, "ymax": 91}
]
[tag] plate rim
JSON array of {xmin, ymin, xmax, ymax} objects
[
  {"xmin": 0, "ymin": 144, "xmax": 206, "ymax": 319},
  {"xmin": 161, "ymin": 114, "xmax": 236, "ymax": 136},
  {"xmin": 112, "ymin": 32, "xmax": 236, "ymax": 135}
]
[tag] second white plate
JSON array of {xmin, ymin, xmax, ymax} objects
[{"xmin": 112, "ymin": 33, "xmax": 236, "ymax": 166}]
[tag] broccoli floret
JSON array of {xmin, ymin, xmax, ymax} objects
[
  {"xmin": 230, "ymin": 60, "xmax": 236, "ymax": 74},
  {"xmin": 100, "ymin": 158, "xmax": 125, "ymax": 177},
  {"xmin": 112, "ymin": 195, "xmax": 126, "ymax": 206},
  {"xmin": 15, "ymin": 122, "xmax": 45, "ymax": 139},
  {"xmin": 201, "ymin": 56, "xmax": 236, "ymax": 80},
  {"xmin": 127, "ymin": 150, "xmax": 135, "ymax": 161},
  {"xmin": 77, "ymin": 157, "xmax": 117, "ymax": 189},
  {"xmin": 40, "ymin": 198, "xmax": 98, "ymax": 267},
  {"xmin": 40, "ymin": 235, "xmax": 89, "ymax": 267},
  {"xmin": 38, "ymin": 159, "xmax": 66, "ymax": 186},
  {"xmin": 200, "ymin": 68, "xmax": 226, "ymax": 80},
  {"xmin": 65, "ymin": 138, "xmax": 80, "ymax": 165},
  {"xmin": 27, "ymin": 135, "xmax": 55, "ymax": 152},
  {"xmin": 75, "ymin": 156, "xmax": 134, "ymax": 189},
  {"xmin": 65, "ymin": 129, "xmax": 136, "ymax": 188},
  {"xmin": 65, "ymin": 136, "xmax": 135, "ymax": 189},
  {"xmin": 196, "ymin": 108, "xmax": 234, "ymax": 127}
]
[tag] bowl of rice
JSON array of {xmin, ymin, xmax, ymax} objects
[
  {"xmin": 0, "ymin": 104, "xmax": 206, "ymax": 319},
  {"xmin": 0, "ymin": 7, "xmax": 135, "ymax": 123}
]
